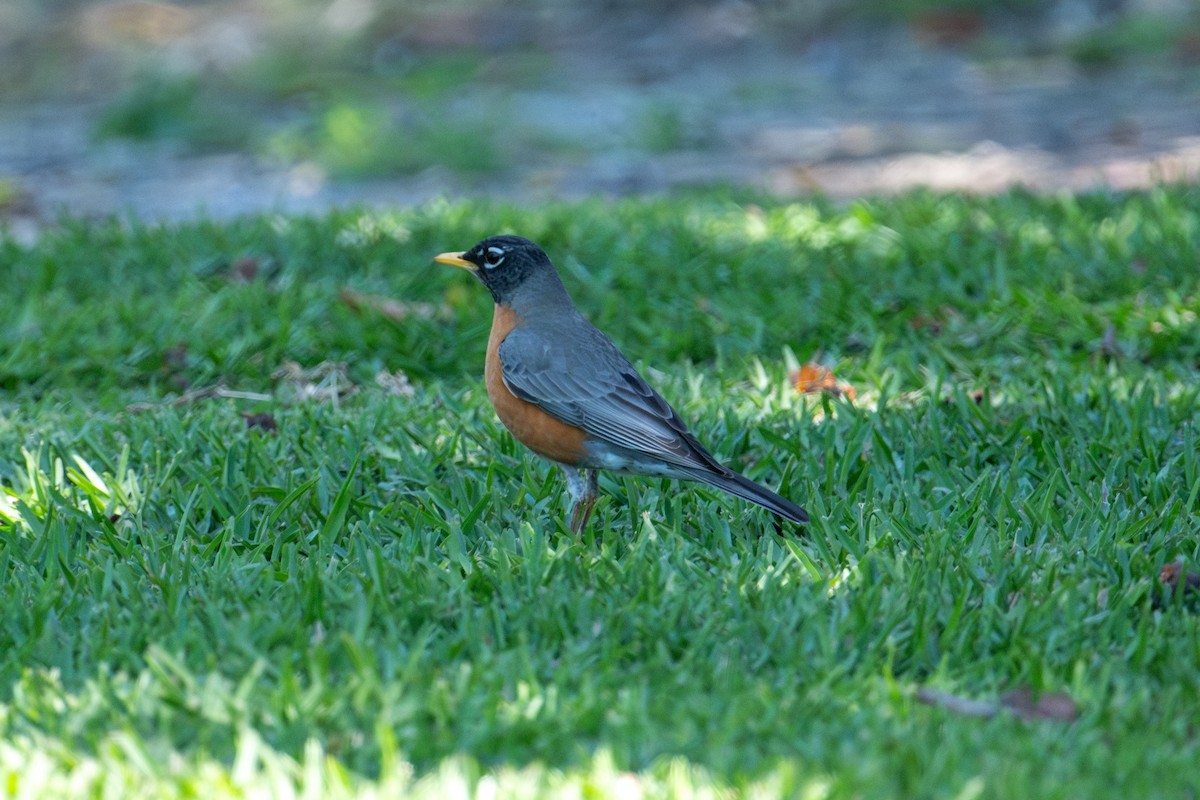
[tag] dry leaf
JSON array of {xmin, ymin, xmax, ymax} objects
[
  {"xmin": 228, "ymin": 256, "xmax": 261, "ymax": 283},
  {"xmin": 272, "ymin": 361, "xmax": 357, "ymax": 403},
  {"xmin": 160, "ymin": 343, "xmax": 192, "ymax": 391},
  {"xmin": 908, "ymin": 313, "xmax": 943, "ymax": 336},
  {"xmin": 942, "ymin": 388, "xmax": 986, "ymax": 407},
  {"xmin": 127, "ymin": 384, "xmax": 271, "ymax": 413},
  {"xmin": 916, "ymin": 688, "xmax": 996, "ymax": 718},
  {"xmin": 376, "ymin": 369, "xmax": 415, "ymax": 397},
  {"xmin": 999, "ymin": 686, "xmax": 1080, "ymax": 722},
  {"xmin": 918, "ymin": 685, "xmax": 1079, "ymax": 723},
  {"xmin": 790, "ymin": 362, "xmax": 856, "ymax": 401},
  {"xmin": 339, "ymin": 288, "xmax": 442, "ymax": 322},
  {"xmin": 161, "ymin": 343, "xmax": 189, "ymax": 369},
  {"xmin": 241, "ymin": 411, "xmax": 278, "ymax": 433},
  {"xmin": 1158, "ymin": 561, "xmax": 1200, "ymax": 601}
]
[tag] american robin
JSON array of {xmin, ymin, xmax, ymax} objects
[{"xmin": 434, "ymin": 235, "xmax": 809, "ymax": 532}]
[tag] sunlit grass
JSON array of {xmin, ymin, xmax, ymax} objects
[
  {"xmin": 0, "ymin": 447, "xmax": 144, "ymax": 530},
  {"xmin": 1, "ymin": 189, "xmax": 1199, "ymax": 798}
]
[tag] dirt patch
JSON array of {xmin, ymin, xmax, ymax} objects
[{"xmin": 1, "ymin": 4, "xmax": 1198, "ymax": 239}]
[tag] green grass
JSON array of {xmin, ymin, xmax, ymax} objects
[
  {"xmin": 1068, "ymin": 13, "xmax": 1199, "ymax": 70},
  {"xmin": 1, "ymin": 189, "xmax": 1200, "ymax": 797},
  {"xmin": 265, "ymin": 99, "xmax": 503, "ymax": 178},
  {"xmin": 94, "ymin": 72, "xmax": 258, "ymax": 152},
  {"xmin": 96, "ymin": 75, "xmax": 506, "ymax": 179}
]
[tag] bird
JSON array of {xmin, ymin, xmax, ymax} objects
[{"xmin": 434, "ymin": 235, "xmax": 808, "ymax": 533}]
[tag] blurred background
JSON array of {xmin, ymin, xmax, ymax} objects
[{"xmin": 1, "ymin": 0, "xmax": 1198, "ymax": 237}]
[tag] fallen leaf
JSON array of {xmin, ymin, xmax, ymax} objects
[
  {"xmin": 942, "ymin": 387, "xmax": 987, "ymax": 407},
  {"xmin": 375, "ymin": 369, "xmax": 415, "ymax": 397},
  {"xmin": 161, "ymin": 343, "xmax": 189, "ymax": 368},
  {"xmin": 999, "ymin": 686, "xmax": 1080, "ymax": 722},
  {"xmin": 339, "ymin": 288, "xmax": 443, "ymax": 322},
  {"xmin": 273, "ymin": 361, "xmax": 357, "ymax": 403},
  {"xmin": 908, "ymin": 313, "xmax": 943, "ymax": 335},
  {"xmin": 1158, "ymin": 561, "xmax": 1200, "ymax": 602},
  {"xmin": 918, "ymin": 685, "xmax": 1079, "ymax": 723},
  {"xmin": 228, "ymin": 256, "xmax": 261, "ymax": 282},
  {"xmin": 916, "ymin": 687, "xmax": 997, "ymax": 718},
  {"xmin": 160, "ymin": 343, "xmax": 192, "ymax": 391},
  {"xmin": 126, "ymin": 384, "xmax": 273, "ymax": 413},
  {"xmin": 241, "ymin": 411, "xmax": 278, "ymax": 433},
  {"xmin": 790, "ymin": 362, "xmax": 856, "ymax": 401}
]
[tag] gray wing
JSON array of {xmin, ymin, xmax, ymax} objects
[{"xmin": 497, "ymin": 320, "xmax": 727, "ymax": 474}]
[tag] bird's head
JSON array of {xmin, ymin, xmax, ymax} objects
[{"xmin": 434, "ymin": 235, "xmax": 555, "ymax": 306}]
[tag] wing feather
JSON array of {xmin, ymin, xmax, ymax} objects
[{"xmin": 497, "ymin": 322, "xmax": 726, "ymax": 474}]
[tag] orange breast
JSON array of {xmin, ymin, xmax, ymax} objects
[{"xmin": 485, "ymin": 304, "xmax": 588, "ymax": 465}]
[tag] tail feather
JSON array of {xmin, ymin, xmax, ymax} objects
[{"xmin": 686, "ymin": 468, "xmax": 809, "ymax": 524}]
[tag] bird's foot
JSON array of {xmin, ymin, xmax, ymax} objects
[
  {"xmin": 569, "ymin": 497, "xmax": 598, "ymax": 534},
  {"xmin": 563, "ymin": 467, "xmax": 599, "ymax": 534}
]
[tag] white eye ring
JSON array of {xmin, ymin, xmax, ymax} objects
[{"xmin": 483, "ymin": 246, "xmax": 506, "ymax": 269}]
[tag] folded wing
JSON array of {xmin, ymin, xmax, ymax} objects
[{"xmin": 497, "ymin": 322, "xmax": 728, "ymax": 475}]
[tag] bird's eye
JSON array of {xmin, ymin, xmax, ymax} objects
[{"xmin": 482, "ymin": 246, "xmax": 506, "ymax": 269}]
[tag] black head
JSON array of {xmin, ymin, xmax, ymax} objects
[{"xmin": 434, "ymin": 235, "xmax": 555, "ymax": 305}]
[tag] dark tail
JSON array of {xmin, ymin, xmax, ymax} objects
[{"xmin": 687, "ymin": 468, "xmax": 809, "ymax": 524}]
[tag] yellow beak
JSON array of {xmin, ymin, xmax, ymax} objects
[{"xmin": 434, "ymin": 251, "xmax": 477, "ymax": 271}]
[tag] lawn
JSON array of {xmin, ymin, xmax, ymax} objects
[{"xmin": 1, "ymin": 189, "xmax": 1198, "ymax": 798}]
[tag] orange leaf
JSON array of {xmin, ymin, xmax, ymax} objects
[
  {"xmin": 1159, "ymin": 561, "xmax": 1200, "ymax": 599},
  {"xmin": 790, "ymin": 362, "xmax": 856, "ymax": 401}
]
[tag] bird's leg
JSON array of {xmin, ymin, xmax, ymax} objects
[{"xmin": 563, "ymin": 466, "xmax": 599, "ymax": 533}]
